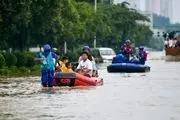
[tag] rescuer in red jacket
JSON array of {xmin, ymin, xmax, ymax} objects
[{"xmin": 120, "ymin": 40, "xmax": 133, "ymax": 61}]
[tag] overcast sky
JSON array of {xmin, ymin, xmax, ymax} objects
[{"xmin": 172, "ymin": 0, "xmax": 180, "ymax": 23}]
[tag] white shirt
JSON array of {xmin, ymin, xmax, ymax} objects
[
  {"xmin": 173, "ymin": 40, "xmax": 177, "ymax": 47},
  {"xmin": 169, "ymin": 40, "xmax": 174, "ymax": 47},
  {"xmin": 78, "ymin": 56, "xmax": 97, "ymax": 70},
  {"xmin": 77, "ymin": 59, "xmax": 93, "ymax": 76}
]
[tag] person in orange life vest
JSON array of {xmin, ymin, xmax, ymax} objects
[
  {"xmin": 56, "ymin": 56, "xmax": 69, "ymax": 72},
  {"xmin": 137, "ymin": 46, "xmax": 147, "ymax": 65},
  {"xmin": 65, "ymin": 62, "xmax": 73, "ymax": 72},
  {"xmin": 121, "ymin": 40, "xmax": 133, "ymax": 61}
]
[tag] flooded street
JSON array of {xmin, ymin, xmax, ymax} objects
[{"xmin": 0, "ymin": 52, "xmax": 180, "ymax": 120}]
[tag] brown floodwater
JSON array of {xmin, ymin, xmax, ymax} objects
[{"xmin": 0, "ymin": 52, "xmax": 180, "ymax": 120}]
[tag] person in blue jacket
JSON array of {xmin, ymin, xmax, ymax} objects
[
  {"xmin": 112, "ymin": 54, "xmax": 126, "ymax": 64},
  {"xmin": 35, "ymin": 44, "xmax": 57, "ymax": 87},
  {"xmin": 137, "ymin": 46, "xmax": 147, "ymax": 65}
]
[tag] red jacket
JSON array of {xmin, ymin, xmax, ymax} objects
[{"xmin": 122, "ymin": 44, "xmax": 132, "ymax": 55}]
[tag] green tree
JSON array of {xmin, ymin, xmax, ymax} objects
[
  {"xmin": 0, "ymin": 0, "xmax": 153, "ymax": 53},
  {"xmin": 0, "ymin": 0, "xmax": 32, "ymax": 51}
]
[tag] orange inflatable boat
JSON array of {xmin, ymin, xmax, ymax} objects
[{"xmin": 53, "ymin": 72, "xmax": 103, "ymax": 87}]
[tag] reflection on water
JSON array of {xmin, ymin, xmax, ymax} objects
[{"xmin": 0, "ymin": 52, "xmax": 180, "ymax": 120}]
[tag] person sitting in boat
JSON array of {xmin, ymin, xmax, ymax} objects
[
  {"xmin": 137, "ymin": 46, "xmax": 147, "ymax": 65},
  {"xmin": 76, "ymin": 52, "xmax": 93, "ymax": 77},
  {"xmin": 55, "ymin": 57, "xmax": 62, "ymax": 71},
  {"xmin": 129, "ymin": 55, "xmax": 140, "ymax": 64},
  {"xmin": 56, "ymin": 56, "xmax": 69, "ymax": 72},
  {"xmin": 120, "ymin": 40, "xmax": 133, "ymax": 61},
  {"xmin": 175, "ymin": 39, "xmax": 180, "ymax": 47},
  {"xmin": 65, "ymin": 62, "xmax": 73, "ymax": 72},
  {"xmin": 164, "ymin": 39, "xmax": 169, "ymax": 49},
  {"xmin": 78, "ymin": 46, "xmax": 98, "ymax": 77},
  {"xmin": 168, "ymin": 39, "xmax": 175, "ymax": 48},
  {"xmin": 35, "ymin": 44, "xmax": 57, "ymax": 87},
  {"xmin": 78, "ymin": 46, "xmax": 91, "ymax": 62},
  {"xmin": 112, "ymin": 54, "xmax": 127, "ymax": 64}
]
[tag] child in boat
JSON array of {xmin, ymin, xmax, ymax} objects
[
  {"xmin": 65, "ymin": 62, "xmax": 73, "ymax": 72},
  {"xmin": 76, "ymin": 52, "xmax": 93, "ymax": 77},
  {"xmin": 35, "ymin": 44, "xmax": 57, "ymax": 87},
  {"xmin": 56, "ymin": 56, "xmax": 69, "ymax": 72},
  {"xmin": 56, "ymin": 57, "xmax": 62, "ymax": 71}
]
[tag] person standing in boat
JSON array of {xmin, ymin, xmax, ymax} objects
[
  {"xmin": 35, "ymin": 44, "xmax": 57, "ymax": 87},
  {"xmin": 76, "ymin": 52, "xmax": 93, "ymax": 77},
  {"xmin": 120, "ymin": 40, "xmax": 133, "ymax": 62}
]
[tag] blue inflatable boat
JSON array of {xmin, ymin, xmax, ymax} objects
[{"xmin": 107, "ymin": 63, "xmax": 150, "ymax": 73}]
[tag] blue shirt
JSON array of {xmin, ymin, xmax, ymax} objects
[
  {"xmin": 36, "ymin": 52, "xmax": 57, "ymax": 59},
  {"xmin": 36, "ymin": 52, "xmax": 57, "ymax": 70},
  {"xmin": 112, "ymin": 54, "xmax": 127, "ymax": 64}
]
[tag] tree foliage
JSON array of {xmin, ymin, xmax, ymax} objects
[{"xmin": 0, "ymin": 0, "xmax": 153, "ymax": 53}]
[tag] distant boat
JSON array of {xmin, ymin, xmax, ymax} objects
[
  {"xmin": 165, "ymin": 47, "xmax": 180, "ymax": 61},
  {"xmin": 165, "ymin": 31, "xmax": 180, "ymax": 61}
]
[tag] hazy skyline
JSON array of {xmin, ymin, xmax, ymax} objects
[
  {"xmin": 172, "ymin": 0, "xmax": 180, "ymax": 23},
  {"xmin": 114, "ymin": 0, "xmax": 180, "ymax": 23}
]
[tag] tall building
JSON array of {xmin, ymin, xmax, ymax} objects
[
  {"xmin": 145, "ymin": 0, "xmax": 160, "ymax": 15},
  {"xmin": 113, "ymin": 0, "xmax": 173, "ymax": 23},
  {"xmin": 171, "ymin": 0, "xmax": 180, "ymax": 23},
  {"xmin": 160, "ymin": 0, "xmax": 172, "ymax": 18},
  {"xmin": 145, "ymin": 0, "xmax": 172, "ymax": 18}
]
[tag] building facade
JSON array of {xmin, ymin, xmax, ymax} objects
[
  {"xmin": 145, "ymin": 0, "xmax": 172, "ymax": 19},
  {"xmin": 114, "ymin": 0, "xmax": 172, "ymax": 20}
]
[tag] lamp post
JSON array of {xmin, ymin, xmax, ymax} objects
[
  {"xmin": 94, "ymin": 0, "xmax": 97, "ymax": 12},
  {"xmin": 93, "ymin": 0, "xmax": 97, "ymax": 48},
  {"xmin": 64, "ymin": 41, "xmax": 67, "ymax": 54}
]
